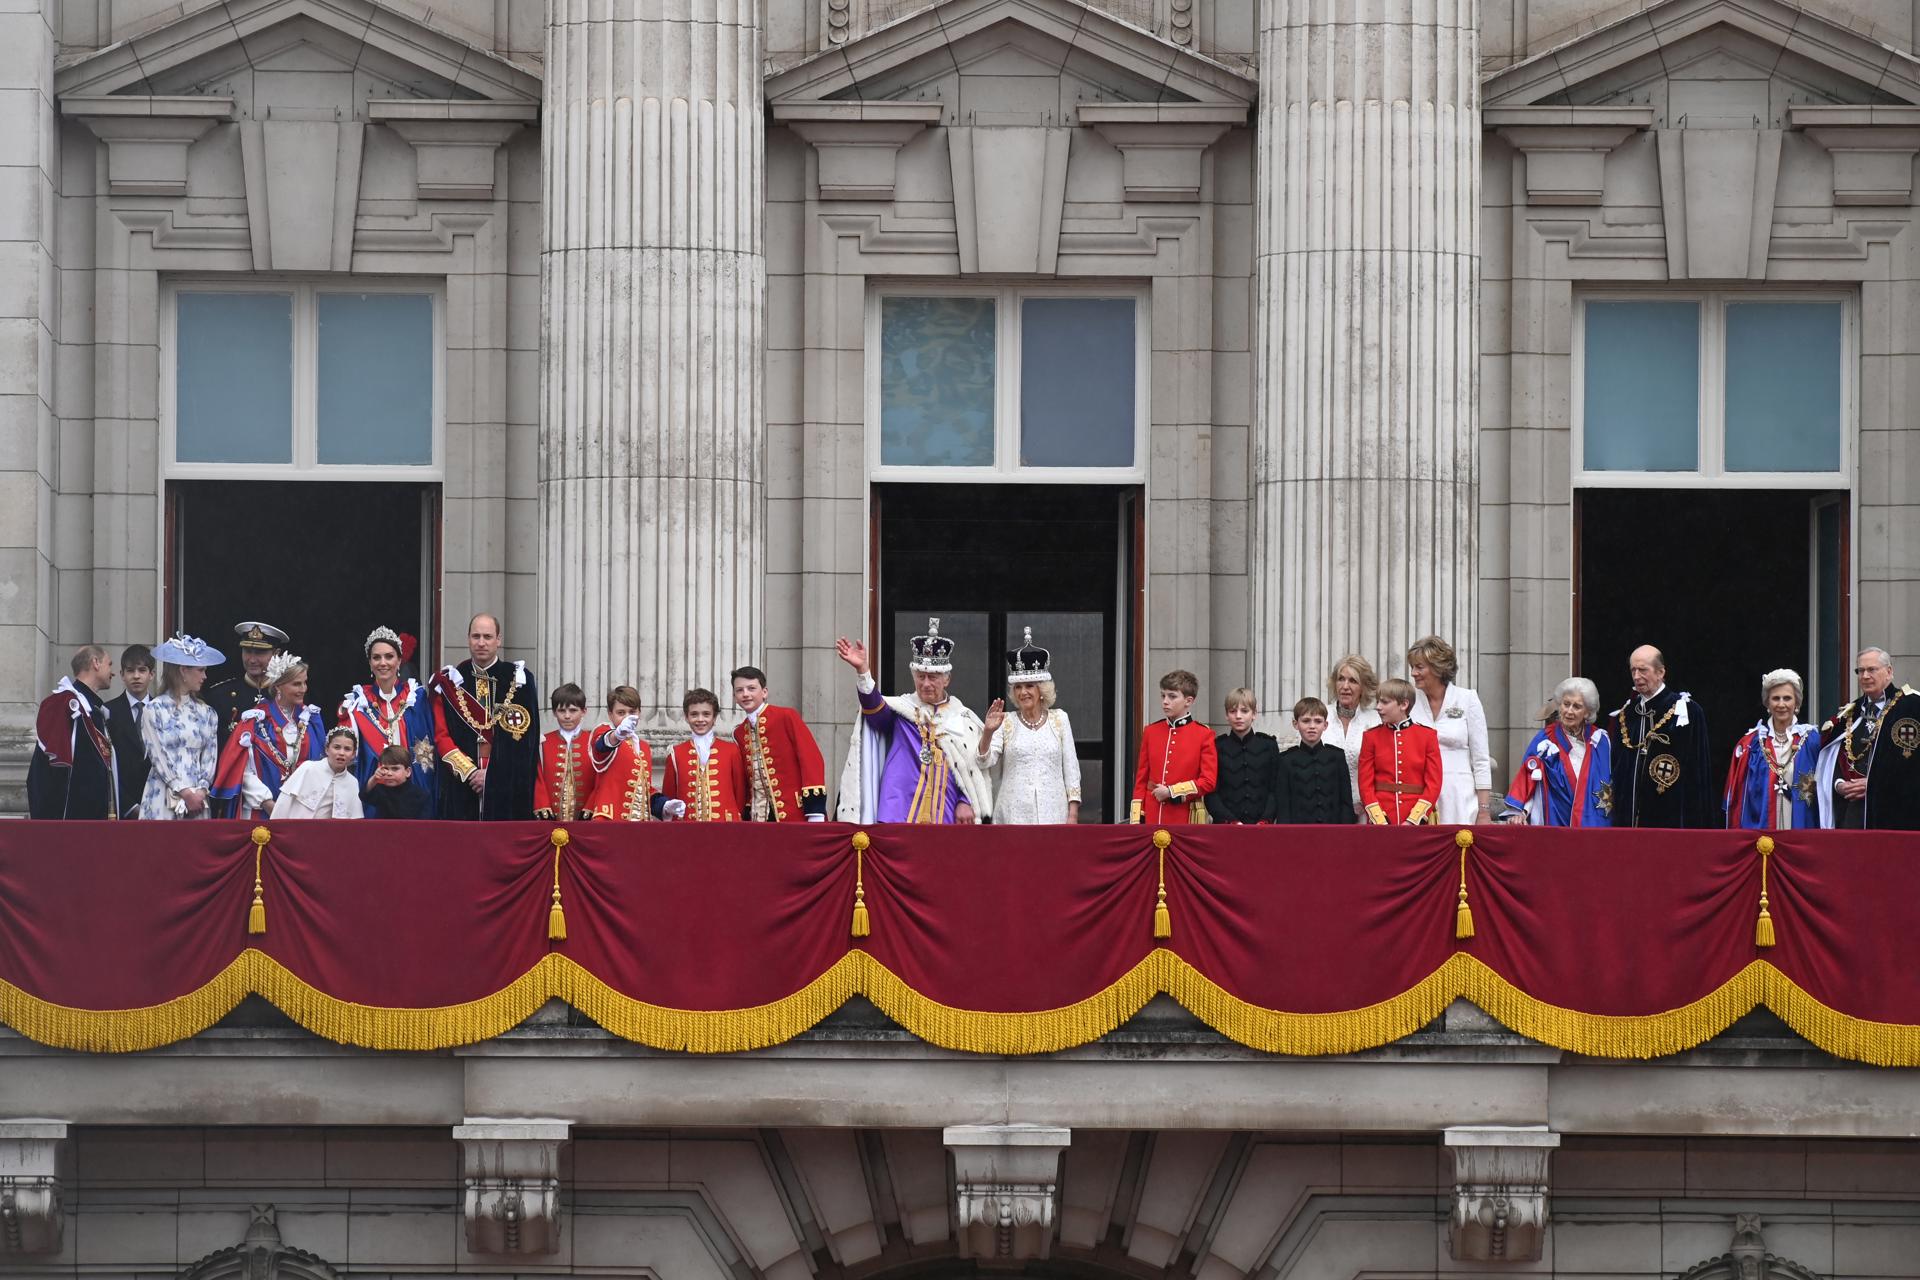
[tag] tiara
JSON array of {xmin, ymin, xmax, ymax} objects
[
  {"xmin": 364, "ymin": 626, "xmax": 403, "ymax": 660},
  {"xmin": 264, "ymin": 651, "xmax": 306, "ymax": 685},
  {"xmin": 909, "ymin": 617, "xmax": 955, "ymax": 674}
]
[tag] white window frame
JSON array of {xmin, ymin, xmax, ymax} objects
[
  {"xmin": 161, "ymin": 277, "xmax": 446, "ymax": 481},
  {"xmin": 865, "ymin": 282, "xmax": 1150, "ymax": 484},
  {"xmin": 1572, "ymin": 288, "xmax": 1854, "ymax": 490}
]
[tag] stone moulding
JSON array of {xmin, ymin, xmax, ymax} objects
[
  {"xmin": 60, "ymin": 96, "xmax": 235, "ymax": 197},
  {"xmin": 0, "ymin": 1122, "xmax": 64, "ymax": 1256},
  {"xmin": 773, "ymin": 102, "xmax": 943, "ymax": 201}
]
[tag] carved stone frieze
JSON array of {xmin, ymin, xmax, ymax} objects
[
  {"xmin": 1443, "ymin": 1125, "xmax": 1560, "ymax": 1263},
  {"xmin": 0, "ymin": 1122, "xmax": 65, "ymax": 1256},
  {"xmin": 454, "ymin": 1120, "xmax": 570, "ymax": 1255},
  {"xmin": 1677, "ymin": 1214, "xmax": 1822, "ymax": 1280},
  {"xmin": 180, "ymin": 1204, "xmax": 339, "ymax": 1280},
  {"xmin": 944, "ymin": 1124, "xmax": 1070, "ymax": 1261}
]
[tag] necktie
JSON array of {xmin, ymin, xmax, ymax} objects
[{"xmin": 132, "ymin": 701, "xmax": 143, "ymax": 728}]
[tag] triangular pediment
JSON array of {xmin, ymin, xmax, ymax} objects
[
  {"xmin": 55, "ymin": 0, "xmax": 539, "ymax": 104},
  {"xmin": 767, "ymin": 0, "xmax": 1253, "ymax": 109},
  {"xmin": 1484, "ymin": 0, "xmax": 1920, "ymax": 108}
]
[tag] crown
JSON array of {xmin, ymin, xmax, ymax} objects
[
  {"xmin": 909, "ymin": 618, "xmax": 955, "ymax": 674},
  {"xmin": 264, "ymin": 651, "xmax": 306, "ymax": 686},
  {"xmin": 364, "ymin": 626, "xmax": 403, "ymax": 660},
  {"xmin": 1005, "ymin": 626, "xmax": 1051, "ymax": 685}
]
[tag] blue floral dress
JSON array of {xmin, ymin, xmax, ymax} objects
[{"xmin": 139, "ymin": 694, "xmax": 219, "ymax": 819}]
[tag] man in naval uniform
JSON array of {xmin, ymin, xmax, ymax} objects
[
  {"xmin": 1817, "ymin": 647, "xmax": 1920, "ymax": 830},
  {"xmin": 430, "ymin": 612, "xmax": 542, "ymax": 820},
  {"xmin": 1606, "ymin": 644, "xmax": 1715, "ymax": 828},
  {"xmin": 834, "ymin": 621, "xmax": 991, "ymax": 824},
  {"xmin": 205, "ymin": 621, "xmax": 287, "ymax": 747}
]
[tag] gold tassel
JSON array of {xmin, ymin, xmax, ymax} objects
[
  {"xmin": 548, "ymin": 828, "xmax": 569, "ymax": 942},
  {"xmin": 247, "ymin": 826, "xmax": 270, "ymax": 935},
  {"xmin": 1454, "ymin": 829, "xmax": 1475, "ymax": 940},
  {"xmin": 1754, "ymin": 834, "xmax": 1776, "ymax": 948},
  {"xmin": 1152, "ymin": 829, "xmax": 1173, "ymax": 939},
  {"xmin": 851, "ymin": 832, "xmax": 871, "ymax": 938}
]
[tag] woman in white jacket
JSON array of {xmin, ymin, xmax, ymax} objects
[
  {"xmin": 1406, "ymin": 635, "xmax": 1493, "ymax": 826},
  {"xmin": 1320, "ymin": 654, "xmax": 1383, "ymax": 819}
]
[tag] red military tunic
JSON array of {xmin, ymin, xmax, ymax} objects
[
  {"xmin": 658, "ymin": 737, "xmax": 751, "ymax": 822},
  {"xmin": 1359, "ymin": 719, "xmax": 1443, "ymax": 825},
  {"xmin": 734, "ymin": 703, "xmax": 828, "ymax": 820},
  {"xmin": 1130, "ymin": 714, "xmax": 1219, "ymax": 825},
  {"xmin": 534, "ymin": 727, "xmax": 593, "ymax": 820},
  {"xmin": 587, "ymin": 727, "xmax": 655, "ymax": 821}
]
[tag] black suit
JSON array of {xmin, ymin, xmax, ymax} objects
[{"xmin": 104, "ymin": 693, "xmax": 152, "ymax": 818}]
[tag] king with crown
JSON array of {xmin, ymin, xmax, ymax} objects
[{"xmin": 834, "ymin": 620, "xmax": 992, "ymax": 823}]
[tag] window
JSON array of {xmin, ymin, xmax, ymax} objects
[
  {"xmin": 870, "ymin": 285, "xmax": 1147, "ymax": 481},
  {"xmin": 165, "ymin": 281, "xmax": 443, "ymax": 477},
  {"xmin": 1575, "ymin": 292, "xmax": 1850, "ymax": 485}
]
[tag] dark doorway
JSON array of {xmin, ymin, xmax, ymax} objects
[
  {"xmin": 168, "ymin": 480, "xmax": 438, "ymax": 712},
  {"xmin": 1577, "ymin": 488, "xmax": 1846, "ymax": 776},
  {"xmin": 874, "ymin": 484, "xmax": 1137, "ymax": 822}
]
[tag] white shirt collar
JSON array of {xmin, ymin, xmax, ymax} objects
[
  {"xmin": 558, "ymin": 724, "xmax": 581, "ymax": 743},
  {"xmin": 1638, "ymin": 683, "xmax": 1667, "ymax": 708},
  {"xmin": 692, "ymin": 730, "xmax": 715, "ymax": 761}
]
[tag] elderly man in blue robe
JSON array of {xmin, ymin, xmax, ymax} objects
[{"xmin": 835, "ymin": 621, "xmax": 991, "ymax": 824}]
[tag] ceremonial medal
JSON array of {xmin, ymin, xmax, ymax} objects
[
  {"xmin": 1648, "ymin": 753, "xmax": 1681, "ymax": 795},
  {"xmin": 1893, "ymin": 718, "xmax": 1920, "ymax": 759},
  {"xmin": 918, "ymin": 746, "xmax": 934, "ymax": 765},
  {"xmin": 498, "ymin": 702, "xmax": 533, "ymax": 740}
]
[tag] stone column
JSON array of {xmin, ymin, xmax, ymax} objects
[
  {"xmin": 540, "ymin": 0, "xmax": 764, "ymax": 725},
  {"xmin": 1249, "ymin": 0, "xmax": 1479, "ymax": 712}
]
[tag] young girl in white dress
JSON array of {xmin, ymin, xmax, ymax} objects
[{"xmin": 976, "ymin": 629, "xmax": 1082, "ymax": 825}]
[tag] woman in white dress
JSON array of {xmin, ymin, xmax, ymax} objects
[
  {"xmin": 1407, "ymin": 635, "xmax": 1493, "ymax": 826},
  {"xmin": 976, "ymin": 628, "xmax": 1082, "ymax": 824},
  {"xmin": 271, "ymin": 728, "xmax": 365, "ymax": 819},
  {"xmin": 139, "ymin": 634, "xmax": 225, "ymax": 820},
  {"xmin": 1319, "ymin": 654, "xmax": 1382, "ymax": 819}
]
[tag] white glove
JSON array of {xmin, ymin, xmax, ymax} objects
[
  {"xmin": 806, "ymin": 813, "xmax": 826, "ymax": 822},
  {"xmin": 663, "ymin": 798, "xmax": 687, "ymax": 820},
  {"xmin": 614, "ymin": 713, "xmax": 640, "ymax": 742}
]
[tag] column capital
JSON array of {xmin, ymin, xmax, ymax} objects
[
  {"xmin": 943, "ymin": 1124, "xmax": 1071, "ymax": 1262},
  {"xmin": 0, "ymin": 1120, "xmax": 67, "ymax": 1255},
  {"xmin": 1443, "ymin": 1124, "xmax": 1560, "ymax": 1263},
  {"xmin": 454, "ymin": 1119, "xmax": 570, "ymax": 1255}
]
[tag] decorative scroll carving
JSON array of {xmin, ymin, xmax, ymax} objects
[
  {"xmin": 0, "ymin": 1122, "xmax": 65, "ymax": 1256},
  {"xmin": 1677, "ymin": 1214, "xmax": 1822, "ymax": 1280},
  {"xmin": 180, "ymin": 1205, "xmax": 340, "ymax": 1280},
  {"xmin": 1444, "ymin": 1125, "xmax": 1560, "ymax": 1263},
  {"xmin": 944, "ymin": 1125, "xmax": 1070, "ymax": 1261},
  {"xmin": 455, "ymin": 1120, "xmax": 569, "ymax": 1255}
]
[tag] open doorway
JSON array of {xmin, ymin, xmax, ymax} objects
[
  {"xmin": 873, "ymin": 483, "xmax": 1140, "ymax": 822},
  {"xmin": 166, "ymin": 480, "xmax": 440, "ymax": 709},
  {"xmin": 1576, "ymin": 488, "xmax": 1847, "ymax": 773}
]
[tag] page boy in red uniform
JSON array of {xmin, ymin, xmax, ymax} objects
[
  {"xmin": 731, "ymin": 665, "xmax": 828, "ymax": 821},
  {"xmin": 1130, "ymin": 669, "xmax": 1218, "ymax": 825},
  {"xmin": 1359, "ymin": 678, "xmax": 1444, "ymax": 825},
  {"xmin": 587, "ymin": 685, "xmax": 655, "ymax": 821},
  {"xmin": 534, "ymin": 682, "xmax": 593, "ymax": 820},
  {"xmin": 654, "ymin": 688, "xmax": 751, "ymax": 821}
]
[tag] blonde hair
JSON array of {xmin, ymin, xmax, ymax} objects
[
  {"xmin": 1009, "ymin": 678, "xmax": 1057, "ymax": 709},
  {"xmin": 1405, "ymin": 635, "xmax": 1459, "ymax": 685},
  {"xmin": 1329, "ymin": 655, "xmax": 1379, "ymax": 709},
  {"xmin": 1223, "ymin": 687, "xmax": 1257, "ymax": 712},
  {"xmin": 1377, "ymin": 677, "xmax": 1417, "ymax": 709}
]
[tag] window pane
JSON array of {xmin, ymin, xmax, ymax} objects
[
  {"xmin": 880, "ymin": 297, "xmax": 995, "ymax": 467},
  {"xmin": 1005, "ymin": 611, "xmax": 1104, "ymax": 738},
  {"xmin": 318, "ymin": 292, "xmax": 435, "ymax": 465},
  {"xmin": 176, "ymin": 292, "xmax": 293, "ymax": 464},
  {"xmin": 1724, "ymin": 301, "xmax": 1842, "ymax": 473},
  {"xmin": 1582, "ymin": 300, "xmax": 1699, "ymax": 472},
  {"xmin": 1019, "ymin": 298, "xmax": 1136, "ymax": 468}
]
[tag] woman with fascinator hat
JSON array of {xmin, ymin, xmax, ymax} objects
[
  {"xmin": 138, "ymin": 633, "xmax": 225, "ymax": 819},
  {"xmin": 337, "ymin": 626, "xmax": 438, "ymax": 816},
  {"xmin": 975, "ymin": 628, "xmax": 1083, "ymax": 824},
  {"xmin": 211, "ymin": 651, "xmax": 327, "ymax": 818}
]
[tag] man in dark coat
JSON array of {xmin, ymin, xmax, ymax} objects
[
  {"xmin": 27, "ymin": 645, "xmax": 118, "ymax": 819},
  {"xmin": 1607, "ymin": 645, "xmax": 1715, "ymax": 828}
]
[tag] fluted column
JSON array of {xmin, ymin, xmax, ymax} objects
[
  {"xmin": 1249, "ymin": 0, "xmax": 1479, "ymax": 707},
  {"xmin": 540, "ymin": 0, "xmax": 764, "ymax": 726}
]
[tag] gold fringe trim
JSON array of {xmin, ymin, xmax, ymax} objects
[{"xmin": 9, "ymin": 948, "xmax": 1920, "ymax": 1065}]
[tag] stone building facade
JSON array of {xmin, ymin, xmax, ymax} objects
[{"xmin": 5, "ymin": 0, "xmax": 1919, "ymax": 807}]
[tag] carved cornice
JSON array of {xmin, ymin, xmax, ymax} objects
[
  {"xmin": 1079, "ymin": 103, "xmax": 1246, "ymax": 202},
  {"xmin": 1486, "ymin": 106, "xmax": 1653, "ymax": 206},
  {"xmin": 1443, "ymin": 1125, "xmax": 1559, "ymax": 1263},
  {"xmin": 773, "ymin": 103, "xmax": 942, "ymax": 201},
  {"xmin": 371, "ymin": 101, "xmax": 536, "ymax": 201},
  {"xmin": 944, "ymin": 1124, "xmax": 1069, "ymax": 1262},
  {"xmin": 454, "ymin": 1119, "xmax": 570, "ymax": 1255},
  {"xmin": 1789, "ymin": 105, "xmax": 1920, "ymax": 207},
  {"xmin": 61, "ymin": 96, "xmax": 234, "ymax": 196}
]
